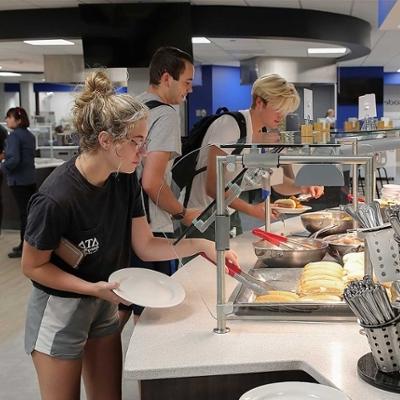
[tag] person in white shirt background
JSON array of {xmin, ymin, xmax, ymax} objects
[
  {"xmin": 325, "ymin": 108, "xmax": 336, "ymax": 128},
  {"xmin": 187, "ymin": 73, "xmax": 324, "ymax": 240}
]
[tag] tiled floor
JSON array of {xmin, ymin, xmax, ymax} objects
[{"xmin": 0, "ymin": 230, "xmax": 139, "ymax": 400}]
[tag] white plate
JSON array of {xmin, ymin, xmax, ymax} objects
[
  {"xmin": 270, "ymin": 205, "xmax": 312, "ymax": 214},
  {"xmin": 108, "ymin": 268, "xmax": 185, "ymax": 308},
  {"xmin": 239, "ymin": 382, "xmax": 349, "ymax": 400}
]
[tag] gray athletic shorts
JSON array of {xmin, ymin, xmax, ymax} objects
[{"xmin": 25, "ymin": 287, "xmax": 120, "ymax": 360}]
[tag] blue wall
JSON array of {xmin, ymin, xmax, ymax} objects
[
  {"xmin": 337, "ymin": 66, "xmax": 384, "ymax": 130},
  {"xmin": 211, "ymin": 66, "xmax": 252, "ymax": 114},
  {"xmin": 378, "ymin": 0, "xmax": 397, "ymax": 26},
  {"xmin": 384, "ymin": 72, "xmax": 400, "ymax": 85},
  {"xmin": 187, "ymin": 65, "xmax": 213, "ymax": 130},
  {"xmin": 187, "ymin": 65, "xmax": 252, "ymax": 130}
]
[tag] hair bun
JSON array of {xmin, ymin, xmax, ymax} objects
[{"xmin": 81, "ymin": 71, "xmax": 114, "ymax": 101}]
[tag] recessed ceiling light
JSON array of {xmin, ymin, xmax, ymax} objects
[
  {"xmin": 192, "ymin": 37, "xmax": 211, "ymax": 44},
  {"xmin": 23, "ymin": 39, "xmax": 75, "ymax": 46},
  {"xmin": 307, "ymin": 47, "xmax": 347, "ymax": 54},
  {"xmin": 0, "ymin": 72, "xmax": 21, "ymax": 76}
]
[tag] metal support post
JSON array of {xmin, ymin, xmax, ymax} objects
[
  {"xmin": 214, "ymin": 156, "xmax": 230, "ymax": 334},
  {"xmin": 263, "ymin": 171, "xmax": 271, "ymax": 232},
  {"xmin": 352, "ymin": 140, "xmax": 359, "ymax": 229}
]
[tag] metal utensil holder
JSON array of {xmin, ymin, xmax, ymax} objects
[
  {"xmin": 357, "ymin": 227, "xmax": 400, "ymax": 282},
  {"xmin": 360, "ymin": 314, "xmax": 400, "ymax": 373}
]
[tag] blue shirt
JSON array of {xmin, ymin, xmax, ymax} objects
[{"xmin": 2, "ymin": 127, "xmax": 36, "ymax": 186}]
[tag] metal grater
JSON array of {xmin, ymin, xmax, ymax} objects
[{"xmin": 362, "ymin": 228, "xmax": 400, "ymax": 282}]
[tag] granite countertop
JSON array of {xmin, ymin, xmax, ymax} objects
[{"xmin": 124, "ymin": 216, "xmax": 399, "ymax": 400}]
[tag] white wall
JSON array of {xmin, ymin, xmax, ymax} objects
[
  {"xmin": 380, "ymin": 85, "xmax": 400, "ymax": 180},
  {"xmin": 127, "ymin": 68, "xmax": 148, "ymax": 96},
  {"xmin": 3, "ymin": 92, "xmax": 19, "ymax": 116},
  {"xmin": 384, "ymin": 84, "xmax": 400, "ymax": 126},
  {"xmin": 39, "ymin": 91, "xmax": 74, "ymax": 125}
]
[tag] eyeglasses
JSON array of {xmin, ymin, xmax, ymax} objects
[{"xmin": 128, "ymin": 137, "xmax": 150, "ymax": 153}]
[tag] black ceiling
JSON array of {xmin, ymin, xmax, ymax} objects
[{"xmin": 0, "ymin": 5, "xmax": 371, "ymax": 66}]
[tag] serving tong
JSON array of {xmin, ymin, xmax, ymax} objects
[
  {"xmin": 200, "ymin": 253, "xmax": 276, "ymax": 295},
  {"xmin": 296, "ymin": 193, "xmax": 313, "ymax": 202},
  {"xmin": 343, "ymin": 276, "xmax": 396, "ymax": 325},
  {"xmin": 252, "ymin": 228, "xmax": 315, "ymax": 250}
]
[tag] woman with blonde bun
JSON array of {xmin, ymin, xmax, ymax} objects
[{"xmin": 21, "ymin": 71, "xmax": 238, "ymax": 400}]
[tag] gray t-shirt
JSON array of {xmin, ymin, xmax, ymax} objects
[{"xmin": 137, "ymin": 92, "xmax": 181, "ymax": 233}]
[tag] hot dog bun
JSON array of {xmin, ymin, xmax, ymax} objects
[
  {"xmin": 255, "ymin": 290, "xmax": 299, "ymax": 303},
  {"xmin": 273, "ymin": 198, "xmax": 297, "ymax": 209}
]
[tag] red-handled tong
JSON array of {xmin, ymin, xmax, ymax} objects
[
  {"xmin": 252, "ymin": 228, "xmax": 315, "ymax": 250},
  {"xmin": 346, "ymin": 194, "xmax": 365, "ymax": 203},
  {"xmin": 200, "ymin": 253, "xmax": 275, "ymax": 295}
]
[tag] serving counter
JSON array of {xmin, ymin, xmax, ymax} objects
[{"xmin": 124, "ymin": 217, "xmax": 398, "ymax": 400}]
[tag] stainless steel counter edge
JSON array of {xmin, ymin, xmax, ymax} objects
[{"xmin": 34, "ymin": 157, "xmax": 65, "ymax": 169}]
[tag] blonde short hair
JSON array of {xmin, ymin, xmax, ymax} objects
[
  {"xmin": 73, "ymin": 71, "xmax": 148, "ymax": 152},
  {"xmin": 251, "ymin": 73, "xmax": 300, "ymax": 115}
]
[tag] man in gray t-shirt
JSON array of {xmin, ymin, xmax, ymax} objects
[{"xmin": 136, "ymin": 47, "xmax": 200, "ymax": 236}]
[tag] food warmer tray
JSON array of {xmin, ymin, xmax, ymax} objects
[{"xmin": 228, "ymin": 267, "xmax": 355, "ymax": 322}]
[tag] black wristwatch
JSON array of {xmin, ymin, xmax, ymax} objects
[{"xmin": 172, "ymin": 208, "xmax": 186, "ymax": 220}]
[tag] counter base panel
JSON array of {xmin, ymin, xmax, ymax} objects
[{"xmin": 139, "ymin": 369, "xmax": 317, "ymax": 400}]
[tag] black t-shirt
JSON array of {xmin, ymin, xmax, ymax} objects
[{"xmin": 25, "ymin": 157, "xmax": 145, "ymax": 297}]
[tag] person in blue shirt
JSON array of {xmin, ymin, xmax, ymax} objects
[{"xmin": 2, "ymin": 107, "xmax": 36, "ymax": 258}]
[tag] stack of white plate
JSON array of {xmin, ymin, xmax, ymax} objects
[
  {"xmin": 239, "ymin": 382, "xmax": 349, "ymax": 400},
  {"xmin": 381, "ymin": 184, "xmax": 400, "ymax": 203}
]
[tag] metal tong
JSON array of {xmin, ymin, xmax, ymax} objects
[
  {"xmin": 343, "ymin": 276, "xmax": 396, "ymax": 325},
  {"xmin": 296, "ymin": 193, "xmax": 313, "ymax": 202},
  {"xmin": 252, "ymin": 228, "xmax": 315, "ymax": 250},
  {"xmin": 201, "ymin": 253, "xmax": 276, "ymax": 295}
]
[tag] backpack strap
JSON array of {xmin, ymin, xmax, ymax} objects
[
  {"xmin": 215, "ymin": 106, "xmax": 229, "ymax": 115},
  {"xmin": 226, "ymin": 111, "xmax": 247, "ymax": 155},
  {"xmin": 144, "ymin": 100, "xmax": 175, "ymax": 110}
]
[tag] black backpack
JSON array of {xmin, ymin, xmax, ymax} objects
[{"xmin": 144, "ymin": 101, "xmax": 247, "ymax": 209}]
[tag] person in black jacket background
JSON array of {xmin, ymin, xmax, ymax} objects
[
  {"xmin": 0, "ymin": 123, "xmax": 8, "ymax": 237},
  {"xmin": 1, "ymin": 107, "xmax": 36, "ymax": 258}
]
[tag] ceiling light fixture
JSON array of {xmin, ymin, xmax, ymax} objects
[
  {"xmin": 0, "ymin": 72, "xmax": 21, "ymax": 76},
  {"xmin": 192, "ymin": 37, "xmax": 211, "ymax": 44},
  {"xmin": 397, "ymin": 69, "xmax": 400, "ymax": 73},
  {"xmin": 307, "ymin": 47, "xmax": 347, "ymax": 54},
  {"xmin": 23, "ymin": 39, "xmax": 75, "ymax": 46}
]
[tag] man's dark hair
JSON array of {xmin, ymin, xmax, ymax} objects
[
  {"xmin": 149, "ymin": 46, "xmax": 193, "ymax": 85},
  {"xmin": 6, "ymin": 107, "xmax": 30, "ymax": 128}
]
